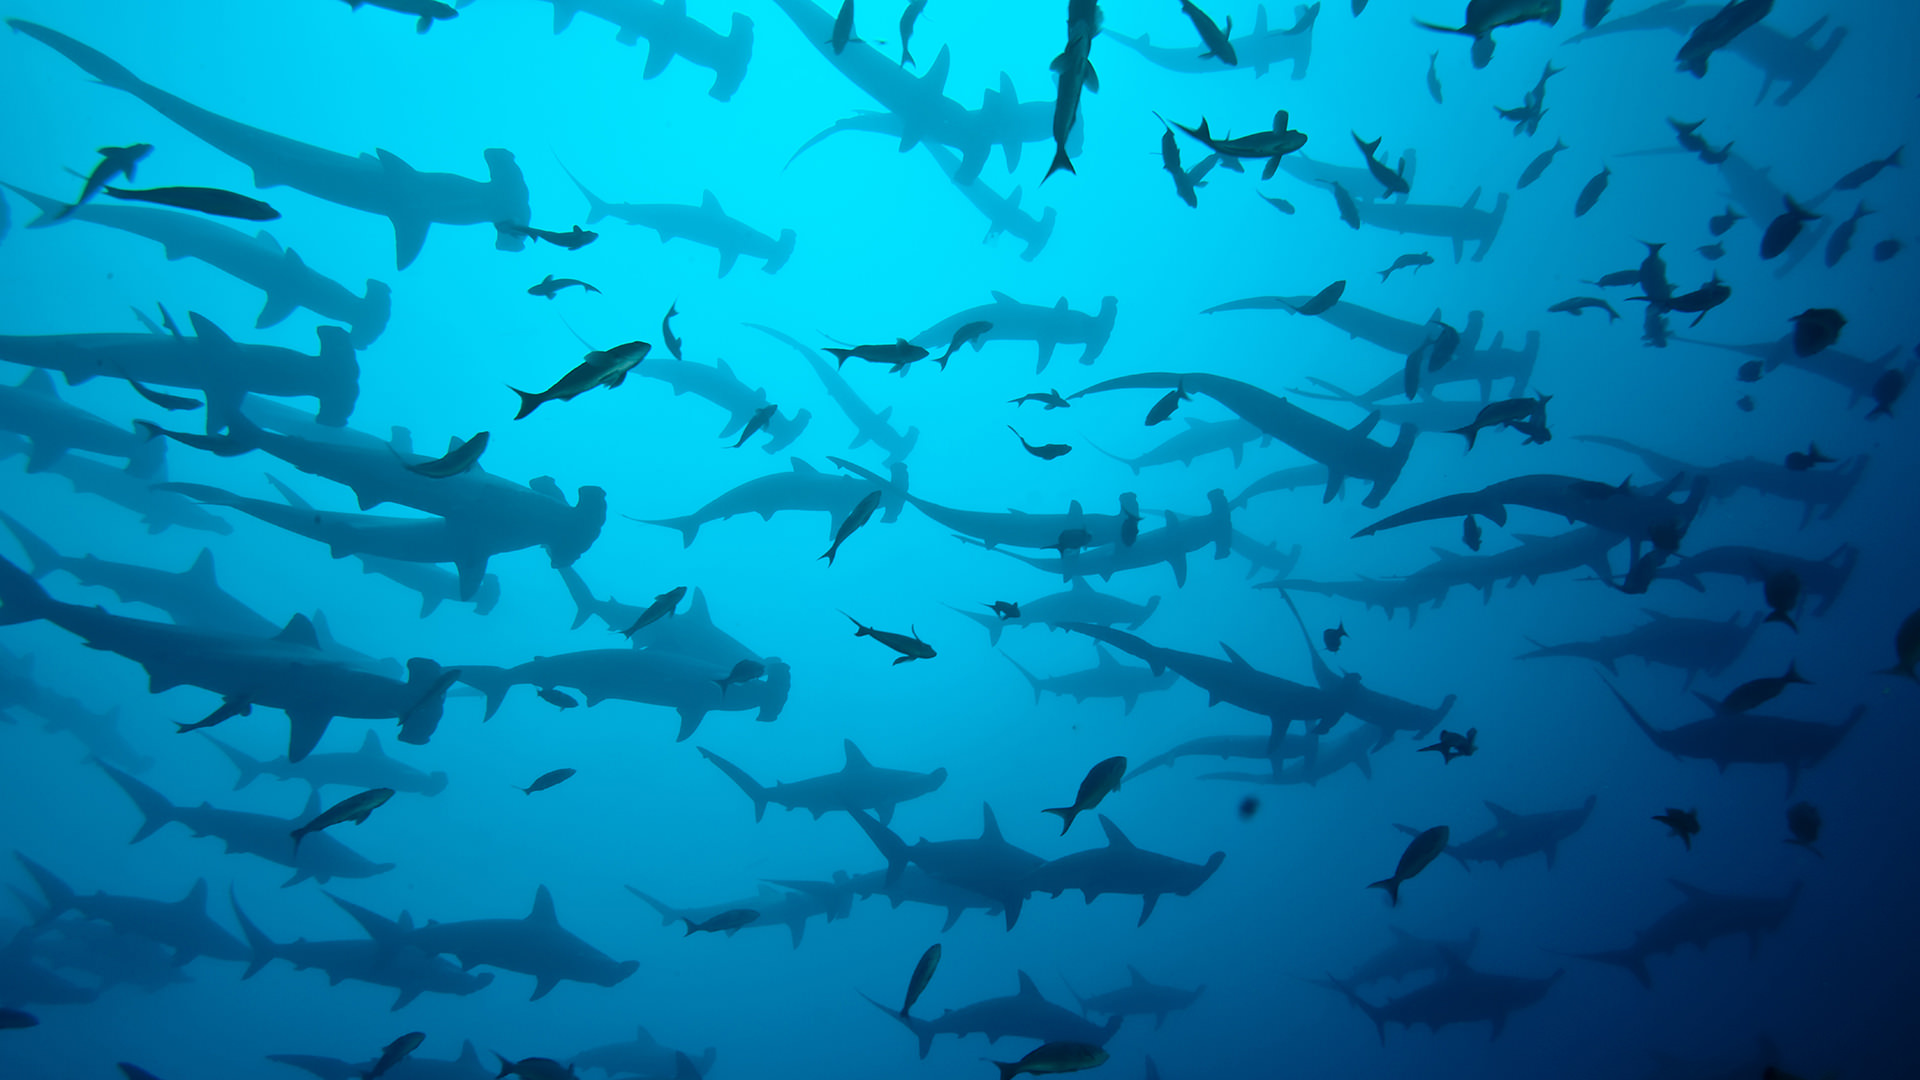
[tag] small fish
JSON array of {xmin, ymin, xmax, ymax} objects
[
  {"xmin": 990, "ymin": 1042, "xmax": 1109, "ymax": 1080},
  {"xmin": 1353, "ymin": 133, "xmax": 1410, "ymax": 197},
  {"xmin": 1834, "ymin": 146, "xmax": 1902, "ymax": 191},
  {"xmin": 824, "ymin": 339, "xmax": 931, "ymax": 372},
  {"xmin": 1825, "ymin": 203, "xmax": 1873, "ymax": 268},
  {"xmin": 842, "ymin": 612, "xmax": 936, "ymax": 664},
  {"xmin": 1869, "ymin": 367, "xmax": 1907, "ymax": 420},
  {"xmin": 1669, "ymin": 117, "xmax": 1708, "ymax": 154},
  {"xmin": 526, "ymin": 274, "xmax": 600, "ymax": 299},
  {"xmin": 1326, "ymin": 181, "xmax": 1361, "ymax": 230},
  {"xmin": 1877, "ymin": 606, "xmax": 1920, "ymax": 680},
  {"xmin": 1009, "ymin": 427, "xmax": 1072, "ymax": 460},
  {"xmin": 1784, "ymin": 442, "xmax": 1834, "ymax": 471},
  {"xmin": 1429, "ymin": 321, "xmax": 1461, "ymax": 371},
  {"xmin": 104, "ymin": 184, "xmax": 279, "ymax": 220},
  {"xmin": 899, "ymin": 0, "xmax": 926, "ymax": 66},
  {"xmin": 1119, "ymin": 492, "xmax": 1141, "ymax": 548},
  {"xmin": 1462, "ymin": 513, "xmax": 1482, "ymax": 551},
  {"xmin": 1675, "ymin": 0, "xmax": 1772, "ymax": 77},
  {"xmin": 400, "ymin": 431, "xmax": 489, "ymax": 478},
  {"xmin": 1875, "ymin": 238, "xmax": 1904, "ymax": 262},
  {"xmin": 290, "ymin": 787, "xmax": 395, "ymax": 850},
  {"xmin": 621, "ymin": 587, "xmax": 688, "ymax": 637},
  {"xmin": 1292, "ymin": 280, "xmax": 1347, "ymax": 316},
  {"xmin": 1653, "ymin": 807, "xmax": 1699, "ymax": 851},
  {"xmin": 499, "ymin": 223, "xmax": 597, "ymax": 249},
  {"xmin": 1370, "ymin": 826, "xmax": 1448, "ymax": 906},
  {"xmin": 1735, "ymin": 394, "xmax": 1755, "ymax": 412},
  {"xmin": 714, "ymin": 659, "xmax": 767, "ymax": 696},
  {"xmin": 1238, "ymin": 796, "xmax": 1260, "ymax": 820},
  {"xmin": 1711, "ymin": 661, "xmax": 1809, "ymax": 714},
  {"xmin": 520, "ymin": 768, "xmax": 577, "ymax": 794},
  {"xmin": 116, "ymin": 367, "xmax": 203, "ymax": 412},
  {"xmin": 1053, "ymin": 527, "xmax": 1093, "ymax": 553},
  {"xmin": 537, "ymin": 688, "xmax": 578, "ymax": 709},
  {"xmin": 987, "ymin": 600, "xmax": 1022, "ymax": 621},
  {"xmin": 1708, "ymin": 205, "xmax": 1744, "ymax": 235},
  {"xmin": 1789, "ymin": 308, "xmax": 1845, "ymax": 358},
  {"xmin": 684, "ymin": 909, "xmax": 759, "ymax": 936},
  {"xmin": 1010, "ymin": 389, "xmax": 1070, "ymax": 410},
  {"xmin": 174, "ymin": 695, "xmax": 252, "ymax": 734},
  {"xmin": 1426, "ymin": 51, "xmax": 1444, "ymax": 104},
  {"xmin": 1180, "ymin": 0, "xmax": 1238, "ymax": 65},
  {"xmin": 1548, "ymin": 296, "xmax": 1619, "ymax": 321},
  {"xmin": 62, "ymin": 143, "xmax": 151, "ymax": 217},
  {"xmin": 1574, "ymin": 166, "xmax": 1611, "ymax": 217},
  {"xmin": 1417, "ymin": 727, "xmax": 1478, "ymax": 764},
  {"xmin": 1763, "ymin": 569, "xmax": 1801, "ymax": 630},
  {"xmin": 1517, "ymin": 139, "xmax": 1566, "ymax": 189},
  {"xmin": 902, "ymin": 943, "xmax": 942, "ymax": 1016},
  {"xmin": 1737, "ymin": 360, "xmax": 1763, "ymax": 383},
  {"xmin": 1379, "ymin": 253, "xmax": 1434, "ymax": 282},
  {"xmin": 1262, "ymin": 194, "xmax": 1297, "ymax": 215},
  {"xmin": 1698, "ymin": 242, "xmax": 1726, "ymax": 261},
  {"xmin": 1145, "ymin": 382, "xmax": 1189, "ymax": 426},
  {"xmin": 821, "ymin": 490, "xmax": 884, "ymax": 565},
  {"xmin": 1590, "ymin": 268, "xmax": 1644, "ymax": 288},
  {"xmin": 1784, "ymin": 801, "xmax": 1823, "ymax": 856},
  {"xmin": 0, "ymin": 1008, "xmax": 38, "ymax": 1030},
  {"xmin": 1323, "ymin": 624, "xmax": 1348, "ymax": 652},
  {"xmin": 731, "ymin": 404, "xmax": 778, "ymax": 448},
  {"xmin": 1043, "ymin": 756, "xmax": 1127, "ymax": 835},
  {"xmin": 511, "ymin": 340, "xmax": 648, "ymax": 419},
  {"xmin": 1699, "ymin": 140, "xmax": 1733, "ymax": 165},
  {"xmin": 661, "ymin": 302, "xmax": 684, "ymax": 360},
  {"xmin": 940, "ymin": 321, "xmax": 994, "ymax": 365},
  {"xmin": 1760, "ymin": 197, "xmax": 1819, "ymax": 260},
  {"xmin": 495, "ymin": 1056, "xmax": 577, "ymax": 1080},
  {"xmin": 365, "ymin": 1033, "xmax": 426, "ymax": 1080}
]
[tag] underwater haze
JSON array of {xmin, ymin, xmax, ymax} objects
[{"xmin": 0, "ymin": 0, "xmax": 1917, "ymax": 1078}]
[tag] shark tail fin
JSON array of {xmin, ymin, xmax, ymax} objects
[
  {"xmin": 999, "ymin": 650, "xmax": 1044, "ymax": 704},
  {"xmin": 0, "ymin": 512, "xmax": 59, "ymax": 578},
  {"xmin": 554, "ymin": 565, "xmax": 601, "ymax": 630},
  {"xmin": 457, "ymin": 666, "xmax": 513, "ymax": 721},
  {"xmin": 764, "ymin": 229, "xmax": 797, "ymax": 274},
  {"xmin": 556, "ymin": 159, "xmax": 612, "ymax": 225},
  {"xmin": 697, "ymin": 747, "xmax": 770, "ymax": 822},
  {"xmin": 0, "ymin": 552, "xmax": 53, "ymax": 626},
  {"xmin": 849, "ymin": 809, "xmax": 909, "ymax": 885},
  {"xmin": 229, "ymin": 888, "xmax": 278, "ymax": 980},
  {"xmin": 203, "ymin": 735, "xmax": 266, "ymax": 791},
  {"xmin": 13, "ymin": 854, "xmax": 75, "ymax": 918},
  {"xmin": 1566, "ymin": 946, "xmax": 1651, "ymax": 988},
  {"xmin": 97, "ymin": 762, "xmax": 179, "ymax": 844},
  {"xmin": 1320, "ymin": 973, "xmax": 1389, "ymax": 1043}
]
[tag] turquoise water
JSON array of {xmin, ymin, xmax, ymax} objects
[{"xmin": 0, "ymin": 1, "xmax": 1916, "ymax": 1077}]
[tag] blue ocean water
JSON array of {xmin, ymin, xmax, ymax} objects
[{"xmin": 0, "ymin": 0, "xmax": 1916, "ymax": 1077}]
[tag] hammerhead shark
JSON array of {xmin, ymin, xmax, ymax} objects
[
  {"xmin": 532, "ymin": 0, "xmax": 754, "ymax": 101},
  {"xmin": 1026, "ymin": 816, "xmax": 1227, "ymax": 925},
  {"xmin": 909, "ymin": 293, "xmax": 1119, "ymax": 373},
  {"xmin": 11, "ymin": 20, "xmax": 532, "ymax": 269},
  {"xmin": 563, "ymin": 166, "xmax": 795, "ymax": 275},
  {"xmin": 698, "ymin": 739, "xmax": 946, "ymax": 824},
  {"xmin": 864, "ymin": 970, "xmax": 1122, "ymax": 1059},
  {"xmin": 1105, "ymin": 2, "xmax": 1318, "ymax": 79},
  {"xmin": 354, "ymin": 886, "xmax": 639, "ymax": 1001},
  {"xmin": 0, "ymin": 641, "xmax": 151, "ymax": 772},
  {"xmin": 231, "ymin": 891, "xmax": 493, "ymax": 1011},
  {"xmin": 752, "ymin": 325, "xmax": 919, "ymax": 464},
  {"xmin": 632, "ymin": 356, "xmax": 809, "ymax": 453},
  {"xmin": 457, "ymin": 651, "xmax": 792, "ymax": 741}
]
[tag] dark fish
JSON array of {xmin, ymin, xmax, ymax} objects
[
  {"xmin": 1735, "ymin": 394, "xmax": 1755, "ymax": 412},
  {"xmin": 526, "ymin": 275, "xmax": 600, "ymax": 299},
  {"xmin": 821, "ymin": 490, "xmax": 884, "ymax": 565},
  {"xmin": 1354, "ymin": 133, "xmax": 1409, "ymax": 197},
  {"xmin": 1053, "ymin": 527, "xmax": 1093, "ymax": 553},
  {"xmin": 1417, "ymin": 726, "xmax": 1478, "ymax": 763},
  {"xmin": 1238, "ymin": 796, "xmax": 1260, "ymax": 820},
  {"xmin": 902, "ymin": 943, "xmax": 942, "ymax": 1016},
  {"xmin": 1785, "ymin": 801, "xmax": 1822, "ymax": 856},
  {"xmin": 103, "ymin": 184, "xmax": 278, "ymax": 220},
  {"xmin": 1709, "ymin": 206, "xmax": 1743, "ymax": 235},
  {"xmin": 1462, "ymin": 513, "xmax": 1482, "ymax": 551},
  {"xmin": 731, "ymin": 404, "xmax": 778, "ymax": 448},
  {"xmin": 1010, "ymin": 389, "xmax": 1070, "ymax": 410},
  {"xmin": 899, "ymin": 0, "xmax": 926, "ymax": 66},
  {"xmin": 520, "ymin": 768, "xmax": 577, "ymax": 794},
  {"xmin": 1323, "ymin": 623, "xmax": 1348, "ymax": 652},
  {"xmin": 1426, "ymin": 51, "xmax": 1444, "ymax": 103},
  {"xmin": 988, "ymin": 601, "xmax": 1022, "ymax": 621},
  {"xmin": 1180, "ymin": 0, "xmax": 1238, "ymax": 65},
  {"xmin": 1548, "ymin": 297, "xmax": 1619, "ymax": 321},
  {"xmin": 62, "ymin": 142, "xmax": 150, "ymax": 217},
  {"xmin": 940, "ymin": 321, "xmax": 994, "ymax": 364},
  {"xmin": 1763, "ymin": 568, "xmax": 1801, "ymax": 630},
  {"xmin": 1698, "ymin": 242, "xmax": 1725, "ymax": 261},
  {"xmin": 1574, "ymin": 166, "xmax": 1610, "ymax": 217},
  {"xmin": 1145, "ymin": 382, "xmax": 1190, "ymax": 426},
  {"xmin": 1676, "ymin": 0, "xmax": 1773, "ymax": 77},
  {"xmin": 119, "ymin": 370, "xmax": 203, "ymax": 412},
  {"xmin": 1834, "ymin": 146, "xmax": 1901, "ymax": 190},
  {"xmin": 1293, "ymin": 280, "xmax": 1347, "ymax": 316},
  {"xmin": 1009, "ymin": 427, "xmax": 1073, "ymax": 460},
  {"xmin": 1712, "ymin": 661, "xmax": 1809, "ymax": 714},
  {"xmin": 365, "ymin": 1032, "xmax": 426, "ymax": 1080},
  {"xmin": 1379, "ymin": 253, "xmax": 1435, "ymax": 281},
  {"xmin": 1869, "ymin": 367, "xmax": 1907, "ymax": 420},
  {"xmin": 290, "ymin": 787, "xmax": 395, "ymax": 850},
  {"xmin": 990, "ymin": 1042, "xmax": 1109, "ymax": 1080},
  {"xmin": 1263, "ymin": 194, "xmax": 1297, "ymax": 215},
  {"xmin": 714, "ymin": 659, "xmax": 766, "ymax": 696},
  {"xmin": 1119, "ymin": 494, "xmax": 1141, "ymax": 547},
  {"xmin": 824, "ymin": 339, "xmax": 932, "ymax": 372},
  {"xmin": 620, "ymin": 587, "xmax": 688, "ymax": 637},
  {"xmin": 1327, "ymin": 181, "xmax": 1361, "ymax": 229},
  {"xmin": 1429, "ymin": 320, "xmax": 1458, "ymax": 372},
  {"xmin": 1653, "ymin": 807, "xmax": 1699, "ymax": 850},
  {"xmin": 511, "ymin": 340, "xmax": 648, "ymax": 419},
  {"xmin": 0, "ymin": 1008, "xmax": 37, "ymax": 1030},
  {"xmin": 1369, "ymin": 825, "xmax": 1448, "ymax": 906},
  {"xmin": 495, "ymin": 1056, "xmax": 576, "ymax": 1080},
  {"xmin": 1517, "ymin": 139, "xmax": 1566, "ymax": 188},
  {"xmin": 1171, "ymin": 109, "xmax": 1308, "ymax": 179},
  {"xmin": 174, "ymin": 695, "xmax": 252, "ymax": 734},
  {"xmin": 1584, "ymin": 0, "xmax": 1612, "ymax": 28},
  {"xmin": 400, "ymin": 431, "xmax": 489, "ymax": 478},
  {"xmin": 1415, "ymin": 0, "xmax": 1563, "ymax": 68},
  {"xmin": 499, "ymin": 223, "xmax": 597, "ymax": 249},
  {"xmin": 538, "ymin": 688, "xmax": 578, "ymax": 709},
  {"xmin": 1737, "ymin": 360, "xmax": 1763, "ymax": 383},
  {"xmin": 684, "ymin": 908, "xmax": 759, "ymax": 936},
  {"xmin": 1789, "ymin": 308, "xmax": 1845, "ymax": 358},
  {"xmin": 1874, "ymin": 238, "xmax": 1903, "ymax": 262},
  {"xmin": 1825, "ymin": 203, "xmax": 1872, "ymax": 268},
  {"xmin": 1669, "ymin": 118, "xmax": 1708, "ymax": 154},
  {"xmin": 661, "ymin": 302, "xmax": 684, "ymax": 360},
  {"xmin": 1590, "ymin": 269, "xmax": 1643, "ymax": 288},
  {"xmin": 1784, "ymin": 443, "xmax": 1834, "ymax": 471},
  {"xmin": 1760, "ymin": 197, "xmax": 1819, "ymax": 260},
  {"xmin": 1044, "ymin": 10, "xmax": 1100, "ymax": 182},
  {"xmin": 1043, "ymin": 756, "xmax": 1126, "ymax": 835},
  {"xmin": 1878, "ymin": 606, "xmax": 1920, "ymax": 680},
  {"xmin": 842, "ymin": 612, "xmax": 936, "ymax": 664}
]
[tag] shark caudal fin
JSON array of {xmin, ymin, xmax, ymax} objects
[
  {"xmin": 12, "ymin": 854, "xmax": 76, "ymax": 920},
  {"xmin": 848, "ymin": 809, "xmax": 910, "ymax": 884},
  {"xmin": 999, "ymin": 651, "xmax": 1045, "ymax": 703},
  {"xmin": 201, "ymin": 736, "xmax": 268, "ymax": 790},
  {"xmin": 0, "ymin": 553, "xmax": 54, "ymax": 626},
  {"xmin": 96, "ymin": 762, "xmax": 179, "ymax": 844},
  {"xmin": 0, "ymin": 511, "xmax": 62, "ymax": 579},
  {"xmin": 228, "ymin": 887, "xmax": 279, "ymax": 980},
  {"xmin": 697, "ymin": 747, "xmax": 771, "ymax": 822}
]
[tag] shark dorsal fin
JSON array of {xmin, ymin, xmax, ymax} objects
[
  {"xmin": 989, "ymin": 290, "xmax": 1017, "ymax": 305},
  {"xmin": 188, "ymin": 548, "xmax": 217, "ymax": 581},
  {"xmin": 925, "ymin": 45, "xmax": 952, "ymax": 92},
  {"xmin": 188, "ymin": 313, "xmax": 232, "ymax": 346},
  {"xmin": 181, "ymin": 878, "xmax": 208, "ymax": 909},
  {"xmin": 1015, "ymin": 970, "xmax": 1042, "ymax": 998},
  {"xmin": 980, "ymin": 803, "xmax": 1004, "ymax": 842},
  {"xmin": 275, "ymin": 615, "xmax": 321, "ymax": 650},
  {"xmin": 358, "ymin": 730, "xmax": 383, "ymax": 756},
  {"xmin": 1070, "ymin": 576, "xmax": 1090, "ymax": 592},
  {"xmin": 455, "ymin": 1043, "xmax": 480, "ymax": 1069},
  {"xmin": 1219, "ymin": 642, "xmax": 1250, "ymax": 667},
  {"xmin": 701, "ymin": 190, "xmax": 721, "ymax": 212},
  {"xmin": 1095, "ymin": 645, "xmax": 1118, "ymax": 669},
  {"xmin": 843, "ymin": 740, "xmax": 870, "ymax": 769},
  {"xmin": 1128, "ymin": 965, "xmax": 1148, "ymax": 985},
  {"xmin": 790, "ymin": 458, "xmax": 819, "ymax": 473},
  {"xmin": 299, "ymin": 786, "xmax": 322, "ymax": 822},
  {"xmin": 17, "ymin": 369, "xmax": 57, "ymax": 396},
  {"xmin": 1099, "ymin": 816, "xmax": 1135, "ymax": 848},
  {"xmin": 528, "ymin": 885, "xmax": 558, "ymax": 924},
  {"xmin": 685, "ymin": 588, "xmax": 712, "ymax": 624},
  {"xmin": 1484, "ymin": 801, "xmax": 1520, "ymax": 823}
]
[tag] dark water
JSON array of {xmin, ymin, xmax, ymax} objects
[{"xmin": 0, "ymin": 1, "xmax": 1916, "ymax": 1078}]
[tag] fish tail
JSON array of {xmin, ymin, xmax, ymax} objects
[
  {"xmin": 0, "ymin": 553, "xmax": 52, "ymax": 626},
  {"xmin": 1042, "ymin": 806, "xmax": 1079, "ymax": 835},
  {"xmin": 1367, "ymin": 877, "xmax": 1401, "ymax": 906},
  {"xmin": 509, "ymin": 386, "xmax": 544, "ymax": 421},
  {"xmin": 1044, "ymin": 144, "xmax": 1077, "ymax": 183}
]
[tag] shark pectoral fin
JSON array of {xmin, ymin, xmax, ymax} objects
[
  {"xmin": 256, "ymin": 292, "xmax": 299, "ymax": 329},
  {"xmin": 641, "ymin": 40, "xmax": 673, "ymax": 78},
  {"xmin": 390, "ymin": 215, "xmax": 431, "ymax": 270},
  {"xmin": 530, "ymin": 976, "xmax": 559, "ymax": 1001},
  {"xmin": 286, "ymin": 712, "xmax": 333, "ymax": 763},
  {"xmin": 454, "ymin": 558, "xmax": 486, "ymax": 602},
  {"xmin": 716, "ymin": 249, "xmax": 738, "ymax": 277},
  {"xmin": 675, "ymin": 707, "xmax": 703, "ymax": 742}
]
